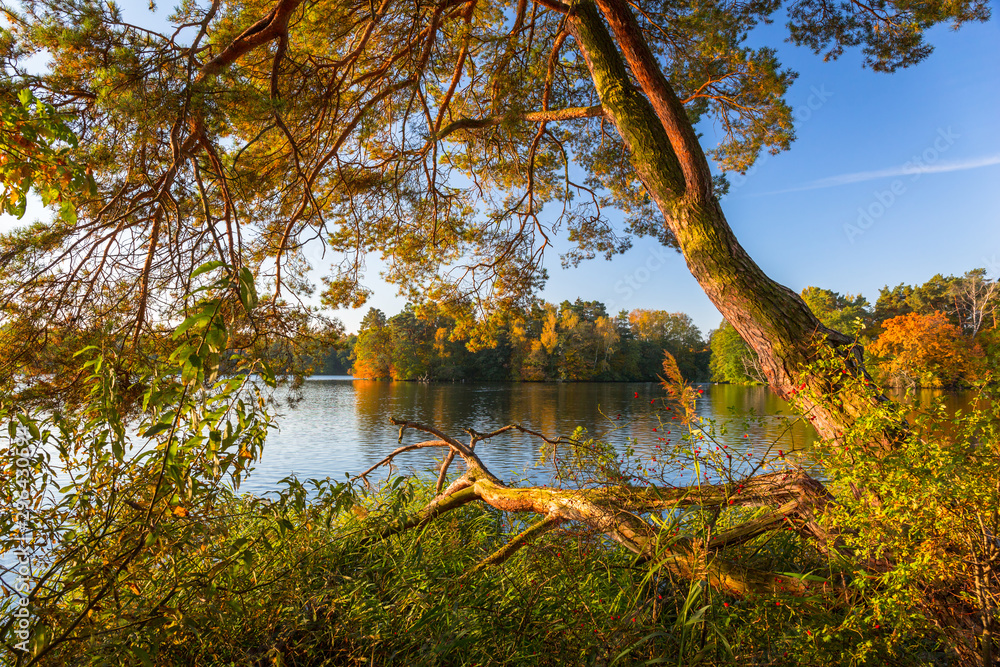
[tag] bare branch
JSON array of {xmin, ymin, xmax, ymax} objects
[
  {"xmin": 435, "ymin": 105, "xmax": 605, "ymax": 141},
  {"xmin": 353, "ymin": 439, "xmax": 454, "ymax": 488}
]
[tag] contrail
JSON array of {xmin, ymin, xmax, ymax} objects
[{"xmin": 755, "ymin": 153, "xmax": 1000, "ymax": 196}]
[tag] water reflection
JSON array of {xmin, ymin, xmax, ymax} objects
[{"xmin": 247, "ymin": 379, "xmax": 831, "ymax": 494}]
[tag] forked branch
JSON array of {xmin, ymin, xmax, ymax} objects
[{"xmin": 366, "ymin": 419, "xmax": 840, "ymax": 599}]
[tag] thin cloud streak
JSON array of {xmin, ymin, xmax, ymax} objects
[{"xmin": 753, "ymin": 154, "xmax": 1000, "ymax": 196}]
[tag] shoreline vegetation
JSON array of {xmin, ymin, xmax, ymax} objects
[{"xmin": 317, "ymin": 271, "xmax": 998, "ymax": 391}]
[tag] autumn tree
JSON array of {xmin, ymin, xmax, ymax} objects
[
  {"xmin": 874, "ymin": 271, "xmax": 999, "ymax": 338},
  {"xmin": 388, "ymin": 307, "xmax": 435, "ymax": 380},
  {"xmin": 628, "ymin": 309, "xmax": 707, "ymax": 380},
  {"xmin": 868, "ymin": 311, "xmax": 984, "ymax": 388},
  {"xmin": 351, "ymin": 308, "xmax": 393, "ymax": 379}
]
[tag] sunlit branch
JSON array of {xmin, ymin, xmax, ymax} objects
[{"xmin": 435, "ymin": 104, "xmax": 605, "ymax": 141}]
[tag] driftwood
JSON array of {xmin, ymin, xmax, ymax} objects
[{"xmin": 359, "ymin": 417, "xmax": 839, "ymax": 599}]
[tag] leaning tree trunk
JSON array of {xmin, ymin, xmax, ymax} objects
[{"xmin": 566, "ymin": 0, "xmax": 899, "ymax": 448}]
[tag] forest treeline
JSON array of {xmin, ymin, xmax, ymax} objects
[
  {"xmin": 318, "ymin": 300, "xmax": 711, "ymax": 382},
  {"xmin": 315, "ymin": 268, "xmax": 999, "ymax": 388}
]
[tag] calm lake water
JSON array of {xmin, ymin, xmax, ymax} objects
[
  {"xmin": 0, "ymin": 379, "xmax": 974, "ymax": 585},
  {"xmin": 245, "ymin": 378, "xmax": 977, "ymax": 494},
  {"xmin": 249, "ymin": 379, "xmax": 801, "ymax": 494}
]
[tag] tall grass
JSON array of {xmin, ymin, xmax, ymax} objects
[{"xmin": 31, "ymin": 472, "xmax": 941, "ymax": 667}]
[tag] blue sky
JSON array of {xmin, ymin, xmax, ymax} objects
[{"xmin": 3, "ymin": 6, "xmax": 997, "ymax": 338}]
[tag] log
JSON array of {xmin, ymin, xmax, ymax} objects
[{"xmin": 362, "ymin": 418, "xmax": 841, "ymax": 599}]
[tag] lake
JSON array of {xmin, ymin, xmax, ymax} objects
[
  {"xmin": 245, "ymin": 378, "xmax": 979, "ymax": 495},
  {"xmin": 246, "ymin": 378, "xmax": 829, "ymax": 494},
  {"xmin": 0, "ymin": 379, "xmax": 974, "ymax": 585}
]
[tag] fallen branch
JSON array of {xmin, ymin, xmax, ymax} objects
[{"xmin": 364, "ymin": 418, "xmax": 841, "ymax": 599}]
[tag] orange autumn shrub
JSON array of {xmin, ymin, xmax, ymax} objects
[{"xmin": 868, "ymin": 311, "xmax": 984, "ymax": 387}]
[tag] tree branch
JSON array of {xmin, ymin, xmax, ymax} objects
[
  {"xmin": 435, "ymin": 105, "xmax": 606, "ymax": 141},
  {"xmin": 368, "ymin": 420, "xmax": 839, "ymax": 599},
  {"xmin": 468, "ymin": 514, "xmax": 564, "ymax": 573}
]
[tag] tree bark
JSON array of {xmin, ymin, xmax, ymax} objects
[{"xmin": 565, "ymin": 0, "xmax": 898, "ymax": 447}]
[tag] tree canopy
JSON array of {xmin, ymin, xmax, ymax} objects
[
  {"xmin": 346, "ymin": 300, "xmax": 709, "ymax": 381},
  {"xmin": 0, "ymin": 0, "xmax": 989, "ymax": 412}
]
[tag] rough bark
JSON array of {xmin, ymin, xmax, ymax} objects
[{"xmin": 565, "ymin": 0, "xmax": 899, "ymax": 448}]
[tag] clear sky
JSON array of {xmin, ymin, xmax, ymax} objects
[{"xmin": 3, "ymin": 5, "xmax": 998, "ymax": 338}]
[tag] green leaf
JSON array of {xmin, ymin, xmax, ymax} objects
[
  {"xmin": 59, "ymin": 199, "xmax": 77, "ymax": 225},
  {"xmin": 169, "ymin": 342, "xmax": 196, "ymax": 364},
  {"xmin": 166, "ymin": 438, "xmax": 179, "ymax": 465},
  {"xmin": 12, "ymin": 194, "xmax": 27, "ymax": 218},
  {"xmin": 205, "ymin": 325, "xmax": 228, "ymax": 352},
  {"xmin": 190, "ymin": 260, "xmax": 227, "ymax": 279},
  {"xmin": 142, "ymin": 422, "xmax": 173, "ymax": 438},
  {"xmin": 181, "ymin": 353, "xmax": 203, "ymax": 384},
  {"xmin": 73, "ymin": 345, "xmax": 101, "ymax": 358},
  {"xmin": 238, "ymin": 267, "xmax": 258, "ymax": 310},
  {"xmin": 131, "ymin": 646, "xmax": 153, "ymax": 667},
  {"xmin": 173, "ymin": 312, "xmax": 210, "ymax": 338}
]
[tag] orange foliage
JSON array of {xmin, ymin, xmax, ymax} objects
[{"xmin": 868, "ymin": 311, "xmax": 984, "ymax": 387}]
